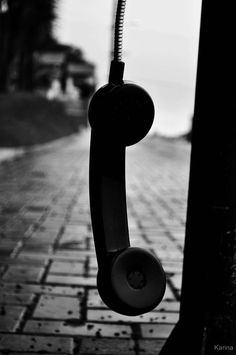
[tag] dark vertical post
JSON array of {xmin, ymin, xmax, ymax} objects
[{"xmin": 160, "ymin": 1, "xmax": 236, "ymax": 354}]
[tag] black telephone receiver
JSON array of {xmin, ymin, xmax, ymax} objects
[{"xmin": 88, "ymin": 0, "xmax": 166, "ymax": 316}]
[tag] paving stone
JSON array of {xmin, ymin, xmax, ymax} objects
[
  {"xmin": 2, "ymin": 265, "xmax": 44, "ymax": 283},
  {"xmin": 89, "ymin": 257, "xmax": 98, "ymax": 268},
  {"xmin": 33, "ymin": 294, "xmax": 81, "ymax": 319},
  {"xmin": 49, "ymin": 207, "xmax": 67, "ymax": 216},
  {"xmin": 8, "ymin": 353, "xmax": 62, "ymax": 355},
  {"xmin": 54, "ymin": 250, "xmax": 94, "ymax": 258},
  {"xmin": 79, "ymin": 338, "xmax": 135, "ymax": 355},
  {"xmin": 49, "ymin": 261, "xmax": 84, "ymax": 275},
  {"xmin": 128, "ymin": 239, "xmax": 149, "ymax": 248},
  {"xmin": 23, "ymin": 211, "xmax": 44, "ymax": 221},
  {"xmin": 61, "ymin": 230, "xmax": 88, "ymax": 239},
  {"xmin": 87, "ymin": 289, "xmax": 106, "ymax": 308},
  {"xmin": 25, "ymin": 235, "xmax": 54, "ymax": 245},
  {"xmin": 67, "ymin": 218, "xmax": 90, "ymax": 227},
  {"xmin": 45, "ymin": 275, "xmax": 96, "ymax": 287},
  {"xmin": 169, "ymin": 274, "xmax": 182, "ymax": 291},
  {"xmin": 0, "ymin": 257, "xmax": 48, "ymax": 267},
  {"xmin": 31, "ymin": 230, "xmax": 60, "ymax": 240},
  {"xmin": 17, "ymin": 251, "xmax": 52, "ymax": 259},
  {"xmin": 0, "ymin": 282, "xmax": 84, "ymax": 297},
  {"xmin": 58, "ymin": 238, "xmax": 87, "ymax": 250},
  {"xmin": 21, "ymin": 243, "xmax": 53, "ymax": 253},
  {"xmin": 88, "ymin": 240, "xmax": 95, "ymax": 251},
  {"xmin": 0, "ymin": 231, "xmax": 25, "ymax": 242},
  {"xmin": 16, "ymin": 253, "xmax": 51, "ymax": 264},
  {"xmin": 142, "ymin": 231, "xmax": 169, "ymax": 239},
  {"xmin": 0, "ymin": 334, "xmax": 73, "ymax": 354},
  {"xmin": 140, "ymin": 324, "xmax": 175, "ymax": 339},
  {"xmin": 170, "ymin": 232, "xmax": 185, "ymax": 241},
  {"xmin": 24, "ymin": 320, "xmax": 132, "ymax": 338},
  {"xmin": 138, "ymin": 339, "xmax": 166, "ymax": 354},
  {"xmin": 63, "ymin": 226, "xmax": 88, "ymax": 235},
  {"xmin": 162, "ymin": 284, "xmax": 176, "ymax": 301},
  {"xmin": 0, "ymin": 292, "xmax": 34, "ymax": 305},
  {"xmin": 17, "ymin": 251, "xmax": 86, "ymax": 262},
  {"xmin": 0, "ymin": 240, "xmax": 21, "ymax": 249},
  {"xmin": 29, "ymin": 233, "xmax": 58, "ymax": 243},
  {"xmin": 162, "ymin": 261, "xmax": 183, "ymax": 273},
  {"xmin": 154, "ymin": 301, "xmax": 180, "ymax": 313},
  {"xmin": 87, "ymin": 310, "xmax": 178, "ymax": 324},
  {"xmin": 0, "ymin": 247, "xmax": 15, "ymax": 259},
  {"xmin": 153, "ymin": 248, "xmax": 183, "ymax": 261},
  {"xmin": 0, "ymin": 305, "xmax": 25, "ymax": 331},
  {"xmin": 88, "ymin": 268, "xmax": 97, "ymax": 277},
  {"xmin": 0, "ymin": 221, "xmax": 31, "ymax": 235},
  {"xmin": 25, "ymin": 204, "xmax": 48, "ymax": 213}
]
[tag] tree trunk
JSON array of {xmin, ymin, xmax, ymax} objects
[
  {"xmin": 17, "ymin": 49, "xmax": 34, "ymax": 91},
  {"xmin": 0, "ymin": 13, "xmax": 13, "ymax": 92}
]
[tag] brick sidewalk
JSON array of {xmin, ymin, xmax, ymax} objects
[{"xmin": 0, "ymin": 130, "xmax": 190, "ymax": 355}]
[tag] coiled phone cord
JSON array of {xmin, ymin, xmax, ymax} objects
[
  {"xmin": 109, "ymin": 0, "xmax": 127, "ymax": 84},
  {"xmin": 113, "ymin": 0, "xmax": 127, "ymax": 62}
]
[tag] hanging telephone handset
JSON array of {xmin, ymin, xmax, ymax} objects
[{"xmin": 88, "ymin": 0, "xmax": 166, "ymax": 316}]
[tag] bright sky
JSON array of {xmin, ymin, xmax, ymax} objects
[{"xmin": 54, "ymin": 0, "xmax": 202, "ymax": 136}]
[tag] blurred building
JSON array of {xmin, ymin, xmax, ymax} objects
[{"xmin": 34, "ymin": 42, "xmax": 96, "ymax": 99}]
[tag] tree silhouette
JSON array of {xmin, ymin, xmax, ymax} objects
[{"xmin": 0, "ymin": 0, "xmax": 57, "ymax": 92}]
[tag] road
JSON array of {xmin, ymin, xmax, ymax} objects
[{"xmin": 0, "ymin": 129, "xmax": 191, "ymax": 355}]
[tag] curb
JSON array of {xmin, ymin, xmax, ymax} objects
[{"xmin": 0, "ymin": 127, "xmax": 91, "ymax": 165}]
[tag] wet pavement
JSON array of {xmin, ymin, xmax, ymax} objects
[{"xmin": 0, "ymin": 129, "xmax": 191, "ymax": 355}]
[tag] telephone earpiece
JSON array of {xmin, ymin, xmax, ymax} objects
[
  {"xmin": 88, "ymin": 62, "xmax": 166, "ymax": 316},
  {"xmin": 88, "ymin": 81, "xmax": 155, "ymax": 146}
]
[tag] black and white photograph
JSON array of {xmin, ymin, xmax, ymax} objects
[{"xmin": 0, "ymin": 1, "xmax": 235, "ymax": 354}]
